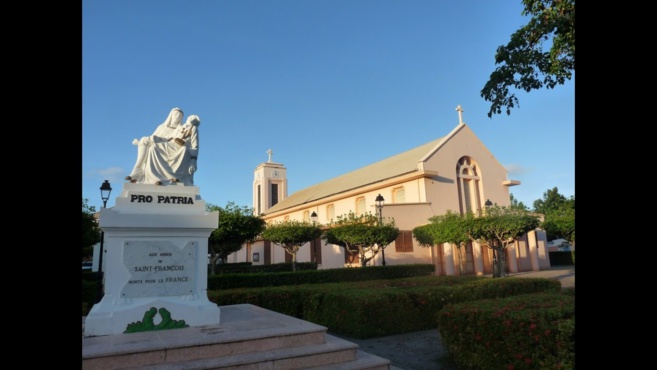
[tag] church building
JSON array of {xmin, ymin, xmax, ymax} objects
[{"xmin": 228, "ymin": 106, "xmax": 551, "ymax": 276}]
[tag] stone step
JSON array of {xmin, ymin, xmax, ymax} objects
[
  {"xmin": 82, "ymin": 304, "xmax": 391, "ymax": 370},
  {"xmin": 123, "ymin": 334, "xmax": 361, "ymax": 369},
  {"xmin": 305, "ymin": 348, "xmax": 392, "ymax": 370}
]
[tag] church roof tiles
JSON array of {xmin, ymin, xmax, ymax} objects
[{"xmin": 264, "ymin": 135, "xmax": 447, "ymax": 214}]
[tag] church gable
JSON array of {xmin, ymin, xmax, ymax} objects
[{"xmin": 420, "ymin": 123, "xmax": 508, "ymax": 178}]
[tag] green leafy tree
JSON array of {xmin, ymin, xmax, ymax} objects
[
  {"xmin": 465, "ymin": 206, "xmax": 541, "ymax": 277},
  {"xmin": 531, "ymin": 187, "xmax": 575, "ymax": 244},
  {"xmin": 261, "ymin": 220, "xmax": 323, "ymax": 271},
  {"xmin": 206, "ymin": 202, "xmax": 266, "ymax": 274},
  {"xmin": 411, "ymin": 225, "xmax": 434, "ymax": 247},
  {"xmin": 413, "ymin": 210, "xmax": 471, "ymax": 275},
  {"xmin": 509, "ymin": 193, "xmax": 529, "ymax": 211},
  {"xmin": 323, "ymin": 212, "xmax": 399, "ymax": 267},
  {"xmin": 532, "ymin": 186, "xmax": 572, "ymax": 214},
  {"xmin": 481, "ymin": 0, "xmax": 575, "ymax": 117},
  {"xmin": 542, "ymin": 207, "xmax": 575, "ymax": 245},
  {"xmin": 82, "ymin": 198, "xmax": 101, "ymax": 260}
]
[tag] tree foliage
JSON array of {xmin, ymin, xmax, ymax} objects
[
  {"xmin": 509, "ymin": 193, "xmax": 530, "ymax": 211},
  {"xmin": 413, "ymin": 211, "xmax": 471, "ymax": 274},
  {"xmin": 261, "ymin": 220, "xmax": 323, "ymax": 271},
  {"xmin": 481, "ymin": 0, "xmax": 575, "ymax": 117},
  {"xmin": 415, "ymin": 206, "xmax": 540, "ymax": 278},
  {"xmin": 531, "ymin": 187, "xmax": 575, "ymax": 243},
  {"xmin": 466, "ymin": 206, "xmax": 541, "ymax": 277},
  {"xmin": 532, "ymin": 186, "xmax": 573, "ymax": 214},
  {"xmin": 206, "ymin": 202, "xmax": 266, "ymax": 274},
  {"xmin": 323, "ymin": 212, "xmax": 399, "ymax": 267},
  {"xmin": 468, "ymin": 206, "xmax": 541, "ymax": 251},
  {"xmin": 542, "ymin": 208, "xmax": 575, "ymax": 245},
  {"xmin": 541, "ymin": 210, "xmax": 575, "ymax": 245},
  {"xmin": 82, "ymin": 198, "xmax": 101, "ymax": 260}
]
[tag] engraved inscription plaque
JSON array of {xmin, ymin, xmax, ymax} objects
[{"xmin": 121, "ymin": 241, "xmax": 196, "ymax": 298}]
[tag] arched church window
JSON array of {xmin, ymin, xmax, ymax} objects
[
  {"xmin": 355, "ymin": 197, "xmax": 366, "ymax": 215},
  {"xmin": 327, "ymin": 204, "xmax": 335, "ymax": 222},
  {"xmin": 456, "ymin": 156, "xmax": 483, "ymax": 215},
  {"xmin": 393, "ymin": 187, "xmax": 405, "ymax": 203}
]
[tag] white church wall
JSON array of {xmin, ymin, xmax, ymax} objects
[{"xmin": 318, "ymin": 242, "xmax": 349, "ymax": 269}]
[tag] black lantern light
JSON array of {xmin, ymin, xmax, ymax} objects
[
  {"xmin": 374, "ymin": 194, "xmax": 386, "ymax": 266},
  {"xmin": 96, "ymin": 180, "xmax": 112, "ymax": 303}
]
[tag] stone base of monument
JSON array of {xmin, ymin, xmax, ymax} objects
[
  {"xmin": 82, "ymin": 304, "xmax": 392, "ymax": 370},
  {"xmin": 84, "ymin": 183, "xmax": 221, "ymax": 337},
  {"xmin": 83, "ymin": 297, "xmax": 221, "ymax": 338}
]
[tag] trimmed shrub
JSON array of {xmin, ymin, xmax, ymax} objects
[
  {"xmin": 436, "ymin": 292, "xmax": 575, "ymax": 370},
  {"xmin": 208, "ymin": 264, "xmax": 435, "ymax": 290},
  {"xmin": 208, "ymin": 274, "xmax": 560, "ymax": 339}
]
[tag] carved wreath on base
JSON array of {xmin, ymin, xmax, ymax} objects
[{"xmin": 124, "ymin": 307, "xmax": 189, "ymax": 333}]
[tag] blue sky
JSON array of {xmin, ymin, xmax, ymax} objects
[{"xmin": 82, "ymin": 0, "xmax": 574, "ymax": 212}]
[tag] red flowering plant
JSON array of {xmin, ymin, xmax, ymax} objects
[{"xmin": 436, "ymin": 292, "xmax": 574, "ymax": 370}]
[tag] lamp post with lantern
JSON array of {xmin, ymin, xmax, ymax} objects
[
  {"xmin": 484, "ymin": 199, "xmax": 500, "ymax": 277},
  {"xmin": 310, "ymin": 211, "xmax": 319, "ymax": 264},
  {"xmin": 96, "ymin": 180, "xmax": 112, "ymax": 303},
  {"xmin": 375, "ymin": 194, "xmax": 386, "ymax": 266}
]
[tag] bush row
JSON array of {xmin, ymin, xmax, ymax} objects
[
  {"xmin": 209, "ymin": 262, "xmax": 318, "ymax": 274},
  {"xmin": 207, "ymin": 275, "xmax": 562, "ymax": 339},
  {"xmin": 82, "ymin": 264, "xmax": 436, "ymax": 315},
  {"xmin": 207, "ymin": 264, "xmax": 436, "ymax": 290},
  {"xmin": 436, "ymin": 291, "xmax": 575, "ymax": 370}
]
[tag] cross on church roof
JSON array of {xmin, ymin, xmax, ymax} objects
[
  {"xmin": 455, "ymin": 105, "xmax": 465, "ymax": 125},
  {"xmin": 267, "ymin": 149, "xmax": 273, "ymax": 162}
]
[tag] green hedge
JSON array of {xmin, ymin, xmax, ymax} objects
[
  {"xmin": 208, "ymin": 275, "xmax": 562, "ymax": 339},
  {"xmin": 82, "ymin": 270, "xmax": 100, "ymax": 281},
  {"xmin": 82, "ymin": 280, "xmax": 97, "ymax": 316},
  {"xmin": 208, "ymin": 264, "xmax": 435, "ymax": 290},
  {"xmin": 209, "ymin": 262, "xmax": 318, "ymax": 274},
  {"xmin": 436, "ymin": 292, "xmax": 575, "ymax": 370}
]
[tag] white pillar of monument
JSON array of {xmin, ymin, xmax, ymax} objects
[{"xmin": 83, "ymin": 183, "xmax": 220, "ymax": 337}]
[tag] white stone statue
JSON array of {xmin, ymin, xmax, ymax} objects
[{"xmin": 125, "ymin": 108, "xmax": 200, "ymax": 186}]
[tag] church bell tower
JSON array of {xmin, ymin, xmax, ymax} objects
[{"xmin": 253, "ymin": 149, "xmax": 287, "ymax": 216}]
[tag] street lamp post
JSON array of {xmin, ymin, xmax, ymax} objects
[
  {"xmin": 375, "ymin": 194, "xmax": 386, "ymax": 266},
  {"xmin": 310, "ymin": 211, "xmax": 318, "ymax": 264},
  {"xmin": 484, "ymin": 199, "xmax": 499, "ymax": 277},
  {"xmin": 96, "ymin": 180, "xmax": 112, "ymax": 303}
]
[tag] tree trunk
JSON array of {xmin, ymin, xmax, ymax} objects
[
  {"xmin": 493, "ymin": 248, "xmax": 507, "ymax": 278},
  {"xmin": 457, "ymin": 246, "xmax": 464, "ymax": 276},
  {"xmin": 499, "ymin": 251, "xmax": 507, "ymax": 277}
]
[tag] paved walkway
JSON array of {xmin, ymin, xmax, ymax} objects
[{"xmin": 501, "ymin": 264, "xmax": 574, "ymax": 288}]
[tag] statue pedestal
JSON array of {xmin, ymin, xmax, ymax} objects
[{"xmin": 84, "ymin": 183, "xmax": 220, "ymax": 337}]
